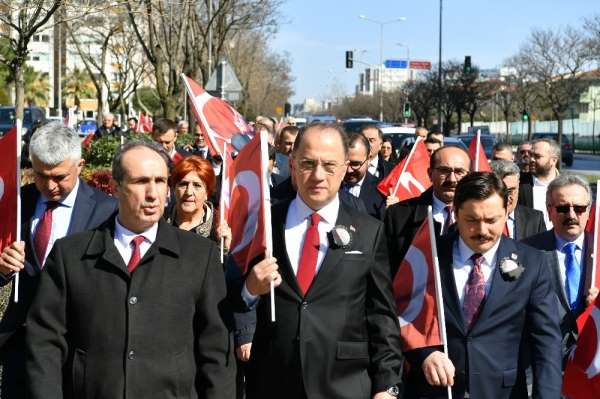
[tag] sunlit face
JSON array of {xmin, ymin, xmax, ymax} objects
[
  {"xmin": 153, "ymin": 129, "xmax": 177, "ymax": 153},
  {"xmin": 291, "ymin": 128, "xmax": 347, "ymax": 210},
  {"xmin": 362, "ymin": 127, "xmax": 382, "ymax": 158},
  {"xmin": 531, "ymin": 141, "xmax": 557, "ymax": 176},
  {"xmin": 428, "ymin": 147, "xmax": 471, "ymax": 204},
  {"xmin": 492, "ymin": 148, "xmax": 514, "ymax": 161},
  {"xmin": 175, "ymin": 171, "xmax": 207, "ymax": 218},
  {"xmin": 103, "ymin": 115, "xmax": 114, "ymax": 128},
  {"xmin": 115, "ymin": 147, "xmax": 169, "ymax": 233},
  {"xmin": 127, "ymin": 119, "xmax": 137, "ymax": 129},
  {"xmin": 194, "ymin": 125, "xmax": 206, "ymax": 147},
  {"xmin": 32, "ymin": 156, "xmax": 83, "ymax": 201},
  {"xmin": 502, "ymin": 174, "xmax": 519, "ymax": 214},
  {"xmin": 547, "ymin": 184, "xmax": 590, "ymax": 242},
  {"xmin": 344, "ymin": 143, "xmax": 369, "ymax": 185},
  {"xmin": 517, "ymin": 143, "xmax": 532, "ymax": 173},
  {"xmin": 178, "ymin": 123, "xmax": 189, "ymax": 135},
  {"xmin": 425, "ymin": 142, "xmax": 442, "ymax": 155},
  {"xmin": 278, "ymin": 131, "xmax": 297, "ymax": 155},
  {"xmin": 456, "ymin": 193, "xmax": 507, "ymax": 254},
  {"xmin": 381, "ymin": 141, "xmax": 393, "ymax": 160}
]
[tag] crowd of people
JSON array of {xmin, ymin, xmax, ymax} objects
[{"xmin": 0, "ymin": 115, "xmax": 596, "ymax": 399}]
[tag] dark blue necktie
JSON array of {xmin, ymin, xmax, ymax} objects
[{"xmin": 563, "ymin": 242, "xmax": 581, "ymax": 310}]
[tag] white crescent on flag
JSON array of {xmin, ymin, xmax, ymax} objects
[
  {"xmin": 0, "ymin": 176, "xmax": 4, "ymax": 201},
  {"xmin": 398, "ymin": 170, "xmax": 427, "ymax": 194},
  {"xmin": 398, "ymin": 245, "xmax": 428, "ymax": 327},
  {"xmin": 229, "ymin": 170, "xmax": 261, "ymax": 255}
]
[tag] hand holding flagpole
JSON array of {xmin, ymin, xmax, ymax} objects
[
  {"xmin": 14, "ymin": 119, "xmax": 22, "ymax": 303},
  {"xmin": 219, "ymin": 143, "xmax": 227, "ymax": 264}
]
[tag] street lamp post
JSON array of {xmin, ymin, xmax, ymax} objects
[
  {"xmin": 396, "ymin": 43, "xmax": 410, "ymax": 80},
  {"xmin": 359, "ymin": 15, "xmax": 407, "ymax": 122},
  {"xmin": 438, "ymin": 0, "xmax": 444, "ymax": 132}
]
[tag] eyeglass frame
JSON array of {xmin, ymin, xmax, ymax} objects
[
  {"xmin": 552, "ymin": 204, "xmax": 589, "ymax": 215},
  {"xmin": 432, "ymin": 166, "xmax": 469, "ymax": 178},
  {"xmin": 294, "ymin": 157, "xmax": 348, "ymax": 175}
]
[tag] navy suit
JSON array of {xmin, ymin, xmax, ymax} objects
[
  {"xmin": 375, "ymin": 156, "xmax": 393, "ymax": 181},
  {"xmin": 521, "ymin": 230, "xmax": 594, "ymax": 365},
  {"xmin": 404, "ymin": 233, "xmax": 562, "ymax": 399},
  {"xmin": 343, "ymin": 172, "xmax": 386, "ymax": 220},
  {"xmin": 512, "ymin": 205, "xmax": 546, "ymax": 240},
  {"xmin": 0, "ymin": 180, "xmax": 117, "ymax": 398}
]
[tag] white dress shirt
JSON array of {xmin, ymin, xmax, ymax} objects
[
  {"xmin": 432, "ymin": 194, "xmax": 452, "ymax": 233},
  {"xmin": 368, "ymin": 155, "xmax": 380, "ymax": 178},
  {"xmin": 532, "ymin": 176, "xmax": 553, "ymax": 229},
  {"xmin": 31, "ymin": 178, "xmax": 80, "ymax": 266},
  {"xmin": 452, "ymin": 237, "xmax": 500, "ymax": 304},
  {"xmin": 242, "ymin": 194, "xmax": 340, "ymax": 304},
  {"xmin": 113, "ymin": 217, "xmax": 158, "ymax": 267},
  {"xmin": 344, "ymin": 174, "xmax": 366, "ymax": 198},
  {"xmin": 506, "ymin": 210, "xmax": 515, "ymax": 239},
  {"xmin": 554, "ymin": 232, "xmax": 585, "ymax": 289}
]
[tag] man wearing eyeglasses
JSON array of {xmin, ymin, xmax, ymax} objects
[
  {"xmin": 522, "ymin": 174, "xmax": 599, "ymax": 366},
  {"xmin": 232, "ymin": 123, "xmax": 404, "ymax": 399},
  {"xmin": 341, "ymin": 133, "xmax": 386, "ymax": 220},
  {"xmin": 385, "ymin": 146, "xmax": 471, "ymax": 277}
]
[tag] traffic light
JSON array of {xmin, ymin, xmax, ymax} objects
[
  {"xmin": 345, "ymin": 51, "xmax": 353, "ymax": 69},
  {"xmin": 522, "ymin": 110, "xmax": 529, "ymax": 121},
  {"xmin": 403, "ymin": 102, "xmax": 411, "ymax": 118},
  {"xmin": 464, "ymin": 55, "xmax": 472, "ymax": 74}
]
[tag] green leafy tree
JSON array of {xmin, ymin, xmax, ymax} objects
[{"xmin": 63, "ymin": 68, "xmax": 96, "ymax": 107}]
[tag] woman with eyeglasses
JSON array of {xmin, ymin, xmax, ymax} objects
[
  {"xmin": 380, "ymin": 137, "xmax": 398, "ymax": 165},
  {"xmin": 167, "ymin": 155, "xmax": 231, "ymax": 251}
]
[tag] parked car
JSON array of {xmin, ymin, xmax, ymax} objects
[
  {"xmin": 0, "ymin": 106, "xmax": 46, "ymax": 141},
  {"xmin": 343, "ymin": 119, "xmax": 385, "ymax": 134},
  {"xmin": 77, "ymin": 119, "xmax": 98, "ymax": 137},
  {"xmin": 531, "ymin": 133, "xmax": 574, "ymax": 166},
  {"xmin": 456, "ymin": 134, "xmax": 497, "ymax": 158}
]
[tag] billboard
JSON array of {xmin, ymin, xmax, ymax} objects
[
  {"xmin": 409, "ymin": 60, "xmax": 432, "ymax": 70},
  {"xmin": 384, "ymin": 59, "xmax": 408, "ymax": 69}
]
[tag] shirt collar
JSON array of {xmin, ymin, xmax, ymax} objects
[
  {"xmin": 345, "ymin": 173, "xmax": 367, "ymax": 190},
  {"xmin": 432, "ymin": 193, "xmax": 449, "ymax": 214},
  {"xmin": 456, "ymin": 235, "xmax": 501, "ymax": 267},
  {"xmin": 293, "ymin": 193, "xmax": 340, "ymax": 226},
  {"xmin": 369, "ymin": 154, "xmax": 379, "ymax": 168},
  {"xmin": 554, "ymin": 230, "xmax": 585, "ymax": 252},
  {"xmin": 508, "ymin": 210, "xmax": 515, "ymax": 221},
  {"xmin": 40, "ymin": 178, "xmax": 80, "ymax": 208},
  {"xmin": 114, "ymin": 216, "xmax": 159, "ymax": 248}
]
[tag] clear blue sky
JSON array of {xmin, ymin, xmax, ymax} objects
[{"xmin": 270, "ymin": 0, "xmax": 600, "ymax": 104}]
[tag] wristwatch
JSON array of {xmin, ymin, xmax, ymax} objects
[{"xmin": 386, "ymin": 385, "xmax": 400, "ymax": 397}]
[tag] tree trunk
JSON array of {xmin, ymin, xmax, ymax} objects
[
  {"xmin": 456, "ymin": 109, "xmax": 462, "ymax": 133},
  {"xmin": 14, "ymin": 65, "xmax": 25, "ymax": 121},
  {"xmin": 556, "ymin": 114, "xmax": 563, "ymax": 171},
  {"xmin": 527, "ymin": 118, "xmax": 532, "ymax": 141}
]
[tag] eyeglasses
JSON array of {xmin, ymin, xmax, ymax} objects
[
  {"xmin": 347, "ymin": 159, "xmax": 368, "ymax": 171},
  {"xmin": 553, "ymin": 204, "xmax": 589, "ymax": 214},
  {"xmin": 434, "ymin": 166, "xmax": 469, "ymax": 178},
  {"xmin": 296, "ymin": 158, "xmax": 347, "ymax": 175},
  {"xmin": 176, "ymin": 181, "xmax": 206, "ymax": 192}
]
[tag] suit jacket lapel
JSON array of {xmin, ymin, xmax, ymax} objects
[
  {"xmin": 514, "ymin": 207, "xmax": 524, "ymax": 240},
  {"xmin": 437, "ymin": 233, "xmax": 465, "ymax": 334},
  {"xmin": 271, "ymin": 202, "xmax": 303, "ymax": 300},
  {"xmin": 22, "ymin": 186, "xmax": 40, "ymax": 273},
  {"xmin": 67, "ymin": 179, "xmax": 95, "ymax": 234}
]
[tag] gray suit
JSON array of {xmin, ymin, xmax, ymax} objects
[{"xmin": 521, "ymin": 230, "xmax": 594, "ymax": 365}]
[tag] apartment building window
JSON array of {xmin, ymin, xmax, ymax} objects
[
  {"xmin": 32, "ymin": 35, "xmax": 40, "ymax": 42},
  {"xmin": 41, "ymin": 35, "xmax": 50, "ymax": 42}
]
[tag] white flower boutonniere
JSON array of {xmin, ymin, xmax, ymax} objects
[
  {"xmin": 499, "ymin": 253, "xmax": 525, "ymax": 281},
  {"xmin": 327, "ymin": 225, "xmax": 354, "ymax": 249}
]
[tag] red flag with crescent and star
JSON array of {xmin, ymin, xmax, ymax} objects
[
  {"xmin": 0, "ymin": 128, "xmax": 18, "ymax": 251},
  {"xmin": 227, "ymin": 130, "xmax": 272, "ymax": 275},
  {"xmin": 468, "ymin": 130, "xmax": 492, "ymax": 172},
  {"xmin": 393, "ymin": 219, "xmax": 441, "ymax": 351}
]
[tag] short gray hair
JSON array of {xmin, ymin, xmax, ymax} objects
[
  {"xmin": 112, "ymin": 140, "xmax": 171, "ymax": 184},
  {"xmin": 103, "ymin": 112, "xmax": 114, "ymax": 119},
  {"xmin": 533, "ymin": 138, "xmax": 560, "ymax": 159},
  {"xmin": 490, "ymin": 160, "xmax": 520, "ymax": 180},
  {"xmin": 546, "ymin": 174, "xmax": 592, "ymax": 205},
  {"xmin": 29, "ymin": 123, "xmax": 81, "ymax": 166}
]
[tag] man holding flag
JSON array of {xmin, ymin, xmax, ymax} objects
[
  {"xmin": 232, "ymin": 123, "xmax": 404, "ymax": 399},
  {"xmin": 404, "ymin": 172, "xmax": 561, "ymax": 398}
]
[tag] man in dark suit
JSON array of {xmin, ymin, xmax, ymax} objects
[
  {"xmin": 490, "ymin": 160, "xmax": 546, "ymax": 240},
  {"xmin": 25, "ymin": 141, "xmax": 235, "ymax": 399},
  {"xmin": 93, "ymin": 112, "xmax": 121, "ymax": 139},
  {"xmin": 185, "ymin": 123, "xmax": 212, "ymax": 160},
  {"xmin": 522, "ymin": 174, "xmax": 598, "ymax": 366},
  {"xmin": 517, "ymin": 138, "xmax": 560, "ymax": 229},
  {"xmin": 341, "ymin": 133, "xmax": 386, "ymax": 219},
  {"xmin": 361, "ymin": 124, "xmax": 393, "ymax": 180},
  {"xmin": 385, "ymin": 146, "xmax": 471, "ymax": 276},
  {"xmin": 233, "ymin": 123, "xmax": 403, "ymax": 399},
  {"xmin": 152, "ymin": 117, "xmax": 191, "ymax": 164},
  {"xmin": 0, "ymin": 124, "xmax": 117, "ymax": 398},
  {"xmin": 403, "ymin": 172, "xmax": 561, "ymax": 399}
]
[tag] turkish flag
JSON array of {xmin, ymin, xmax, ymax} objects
[
  {"xmin": 393, "ymin": 219, "xmax": 441, "ymax": 351},
  {"xmin": 563, "ymin": 295, "xmax": 600, "ymax": 398},
  {"xmin": 136, "ymin": 112, "xmax": 153, "ymax": 133},
  {"xmin": 181, "ymin": 74, "xmax": 253, "ymax": 158},
  {"xmin": 81, "ymin": 133, "xmax": 94, "ymax": 149},
  {"xmin": 377, "ymin": 137, "xmax": 431, "ymax": 200},
  {"xmin": 0, "ymin": 128, "xmax": 18, "ymax": 251},
  {"xmin": 227, "ymin": 131, "xmax": 271, "ymax": 275},
  {"xmin": 468, "ymin": 131, "xmax": 492, "ymax": 172}
]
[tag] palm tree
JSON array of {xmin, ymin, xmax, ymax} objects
[
  {"xmin": 63, "ymin": 67, "xmax": 96, "ymax": 107},
  {"xmin": 23, "ymin": 66, "xmax": 50, "ymax": 107}
]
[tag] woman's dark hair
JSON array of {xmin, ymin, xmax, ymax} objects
[{"xmin": 453, "ymin": 172, "xmax": 508, "ymax": 211}]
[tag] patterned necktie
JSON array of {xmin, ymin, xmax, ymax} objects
[
  {"xmin": 563, "ymin": 242, "xmax": 581, "ymax": 310},
  {"xmin": 127, "ymin": 236, "xmax": 146, "ymax": 272},
  {"xmin": 33, "ymin": 201, "xmax": 60, "ymax": 266},
  {"xmin": 296, "ymin": 213, "xmax": 320, "ymax": 295},
  {"xmin": 463, "ymin": 253, "xmax": 486, "ymax": 330},
  {"xmin": 443, "ymin": 205, "xmax": 454, "ymax": 234}
]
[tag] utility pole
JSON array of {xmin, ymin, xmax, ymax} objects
[{"xmin": 437, "ymin": 0, "xmax": 443, "ymax": 133}]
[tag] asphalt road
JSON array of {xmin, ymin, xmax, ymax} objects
[{"xmin": 564, "ymin": 153, "xmax": 600, "ymax": 176}]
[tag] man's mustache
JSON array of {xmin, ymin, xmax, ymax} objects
[{"xmin": 562, "ymin": 218, "xmax": 579, "ymax": 227}]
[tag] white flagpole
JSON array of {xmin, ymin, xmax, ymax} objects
[
  {"xmin": 392, "ymin": 136, "xmax": 424, "ymax": 197},
  {"xmin": 475, "ymin": 129, "xmax": 481, "ymax": 171},
  {"xmin": 259, "ymin": 130, "xmax": 275, "ymax": 322},
  {"xmin": 14, "ymin": 119, "xmax": 22, "ymax": 303},
  {"xmin": 592, "ymin": 181, "xmax": 600, "ymax": 288},
  {"xmin": 219, "ymin": 142, "xmax": 227, "ymax": 264},
  {"xmin": 427, "ymin": 206, "xmax": 452, "ymax": 399}
]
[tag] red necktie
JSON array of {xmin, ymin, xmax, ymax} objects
[
  {"xmin": 127, "ymin": 236, "xmax": 146, "ymax": 272},
  {"xmin": 503, "ymin": 222, "xmax": 509, "ymax": 237},
  {"xmin": 463, "ymin": 253, "xmax": 486, "ymax": 330},
  {"xmin": 33, "ymin": 201, "xmax": 59, "ymax": 266},
  {"xmin": 296, "ymin": 213, "xmax": 320, "ymax": 295}
]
